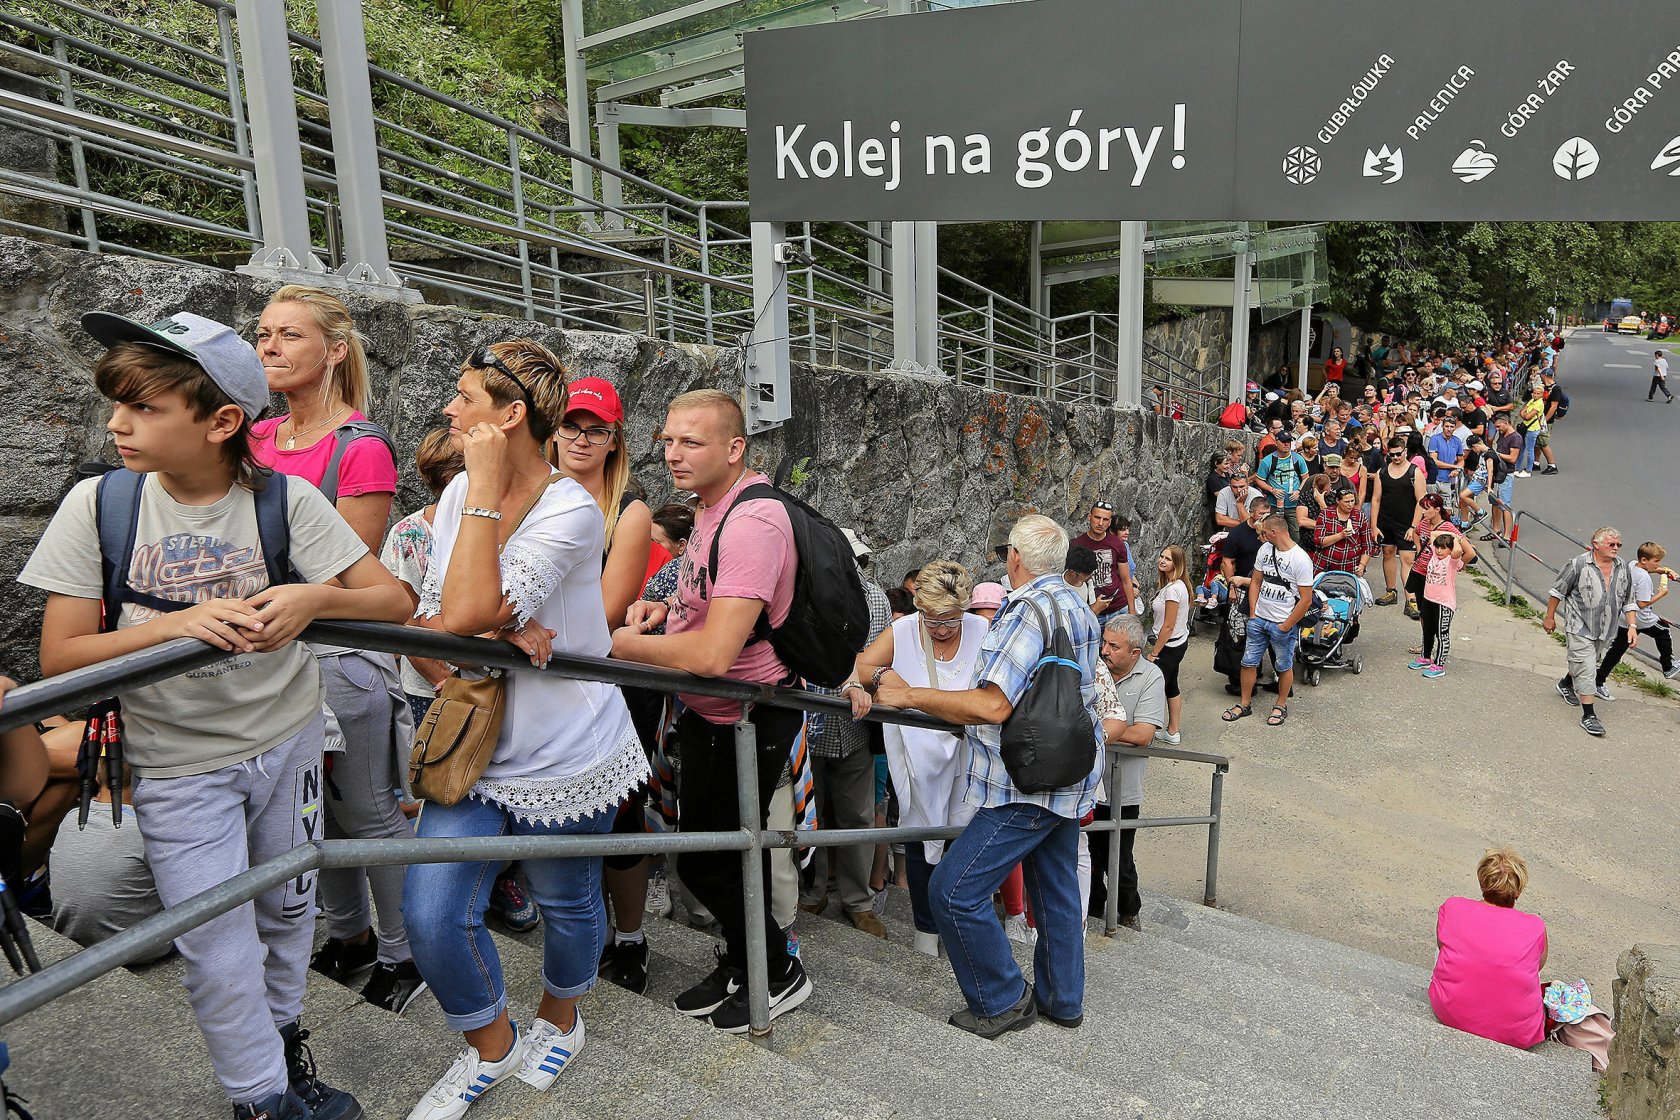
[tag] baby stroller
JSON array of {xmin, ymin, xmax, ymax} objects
[
  {"xmin": 1296, "ymin": 570, "xmax": 1367, "ymax": 686},
  {"xmin": 1192, "ymin": 531, "xmax": 1230, "ymax": 637}
]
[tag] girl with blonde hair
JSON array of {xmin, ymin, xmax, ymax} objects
[{"xmin": 1146, "ymin": 544, "xmax": 1192, "ymax": 743}]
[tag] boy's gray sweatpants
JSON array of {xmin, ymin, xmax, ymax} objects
[{"xmin": 132, "ymin": 717, "xmax": 326, "ymax": 1104}]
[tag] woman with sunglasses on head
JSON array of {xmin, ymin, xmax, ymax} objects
[
  {"xmin": 252, "ymin": 286, "xmax": 426, "ymax": 1016},
  {"xmin": 843, "ymin": 560, "xmax": 988, "ymax": 958},
  {"xmin": 1145, "ymin": 545, "xmax": 1191, "ymax": 745},
  {"xmin": 404, "ymin": 340, "xmax": 649, "ymax": 1119},
  {"xmin": 544, "ymin": 376, "xmax": 659, "ymax": 995}
]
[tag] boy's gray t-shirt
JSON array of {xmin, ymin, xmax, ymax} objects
[{"xmin": 19, "ymin": 473, "xmax": 367, "ymax": 777}]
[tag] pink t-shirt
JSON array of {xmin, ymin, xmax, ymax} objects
[
  {"xmin": 1428, "ymin": 896, "xmax": 1547, "ymax": 1049},
  {"xmin": 666, "ymin": 471, "xmax": 796, "ymax": 723},
  {"xmin": 252, "ymin": 412, "xmax": 398, "ymax": 498},
  {"xmin": 1423, "ymin": 554, "xmax": 1462, "ymax": 610}
]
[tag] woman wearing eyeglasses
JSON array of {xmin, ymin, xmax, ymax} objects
[
  {"xmin": 251, "ymin": 287, "xmax": 425, "ymax": 1014},
  {"xmin": 545, "ymin": 375, "xmax": 660, "ymax": 996},
  {"xmin": 405, "ymin": 340, "xmax": 649, "ymax": 1118},
  {"xmin": 843, "ymin": 560, "xmax": 988, "ymax": 957}
]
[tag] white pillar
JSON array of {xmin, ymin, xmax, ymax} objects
[
  {"xmin": 914, "ymin": 220, "xmax": 938, "ymax": 369},
  {"xmin": 747, "ymin": 222, "xmax": 791, "ymax": 432},
  {"xmin": 234, "ymin": 0, "xmax": 325, "ymax": 276},
  {"xmin": 1228, "ymin": 242, "xmax": 1251, "ymax": 403},
  {"xmin": 1115, "ymin": 220, "xmax": 1145, "ymax": 408},
  {"xmin": 891, "ymin": 220, "xmax": 918, "ymax": 366},
  {"xmin": 1296, "ymin": 306, "xmax": 1312, "ymax": 394},
  {"xmin": 559, "ymin": 0, "xmax": 597, "ymax": 223}
]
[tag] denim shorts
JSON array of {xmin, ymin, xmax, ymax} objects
[
  {"xmin": 1241, "ymin": 616, "xmax": 1298, "ymax": 672},
  {"xmin": 1464, "ymin": 479, "xmax": 1486, "ymax": 497}
]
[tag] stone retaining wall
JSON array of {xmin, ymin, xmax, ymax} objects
[
  {"xmin": 0, "ymin": 236, "xmax": 1243, "ymax": 677},
  {"xmin": 1609, "ymin": 944, "xmax": 1680, "ymax": 1119}
]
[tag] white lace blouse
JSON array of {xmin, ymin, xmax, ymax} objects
[{"xmin": 419, "ymin": 471, "xmax": 648, "ymax": 824}]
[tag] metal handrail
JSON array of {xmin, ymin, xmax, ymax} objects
[{"xmin": 0, "ymin": 618, "xmax": 1230, "ymax": 1040}]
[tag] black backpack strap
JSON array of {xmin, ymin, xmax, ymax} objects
[
  {"xmin": 253, "ymin": 470, "xmax": 293, "ymax": 587},
  {"xmin": 706, "ymin": 482, "xmax": 779, "ymax": 644},
  {"xmin": 95, "ymin": 470, "xmax": 146, "ymax": 633},
  {"xmin": 318, "ymin": 419, "xmax": 395, "ymax": 506}
]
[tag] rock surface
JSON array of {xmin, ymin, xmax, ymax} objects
[
  {"xmin": 0, "ymin": 235, "xmax": 1241, "ymax": 676},
  {"xmin": 1609, "ymin": 944, "xmax": 1680, "ymax": 1120}
]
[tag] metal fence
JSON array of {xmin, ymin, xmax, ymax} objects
[
  {"xmin": 0, "ymin": 618, "xmax": 1230, "ymax": 1040},
  {"xmin": 0, "ymin": 0, "xmax": 1207, "ymax": 406}
]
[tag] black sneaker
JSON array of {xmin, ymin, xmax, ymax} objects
[
  {"xmin": 948, "ymin": 984, "xmax": 1037, "ymax": 1039},
  {"xmin": 309, "ymin": 935, "xmax": 376, "ymax": 983},
  {"xmin": 1541, "ymin": 465, "xmax": 1559, "ymax": 475},
  {"xmin": 360, "ymin": 959, "xmax": 429, "ymax": 1015},
  {"xmin": 1581, "ymin": 713, "xmax": 1606, "ymax": 737},
  {"xmin": 1556, "ymin": 680, "xmax": 1580, "ymax": 707},
  {"xmin": 278, "ymin": 1023, "xmax": 364, "ymax": 1120},
  {"xmin": 598, "ymin": 936, "xmax": 651, "ymax": 995},
  {"xmin": 232, "ymin": 1090, "xmax": 309, "ymax": 1120},
  {"xmin": 708, "ymin": 957, "xmax": 813, "ymax": 1034},
  {"xmin": 674, "ymin": 947, "xmax": 742, "ymax": 1018}
]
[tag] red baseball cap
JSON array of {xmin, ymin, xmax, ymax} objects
[{"xmin": 566, "ymin": 376, "xmax": 623, "ymax": 424}]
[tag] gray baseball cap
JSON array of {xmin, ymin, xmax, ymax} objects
[{"xmin": 81, "ymin": 310, "xmax": 269, "ymax": 419}]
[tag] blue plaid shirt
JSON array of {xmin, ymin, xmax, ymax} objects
[{"xmin": 961, "ymin": 573, "xmax": 1103, "ymax": 820}]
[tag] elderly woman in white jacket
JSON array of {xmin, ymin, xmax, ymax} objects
[{"xmin": 843, "ymin": 561, "xmax": 987, "ymax": 956}]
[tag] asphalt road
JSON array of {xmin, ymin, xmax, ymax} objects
[{"xmin": 1507, "ymin": 326, "xmax": 1678, "ymax": 567}]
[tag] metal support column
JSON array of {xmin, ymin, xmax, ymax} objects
[
  {"xmin": 1227, "ymin": 230, "xmax": 1251, "ymax": 403},
  {"xmin": 1296, "ymin": 306, "xmax": 1312, "ymax": 394},
  {"xmin": 867, "ymin": 220, "xmax": 883, "ymax": 301},
  {"xmin": 733, "ymin": 720, "xmax": 772, "ymax": 1038},
  {"xmin": 234, "ymin": 0, "xmax": 326, "ymax": 278},
  {"xmin": 1028, "ymin": 219, "xmax": 1044, "ymax": 317},
  {"xmin": 596, "ymin": 115, "xmax": 624, "ymax": 227},
  {"xmin": 317, "ymin": 0, "xmax": 413, "ymax": 297},
  {"xmin": 746, "ymin": 221, "xmax": 791, "ymax": 433},
  {"xmin": 913, "ymin": 220, "xmax": 938, "ymax": 369},
  {"xmin": 560, "ymin": 0, "xmax": 598, "ymax": 227},
  {"xmin": 1115, "ymin": 220, "xmax": 1145, "ymax": 409},
  {"xmin": 890, "ymin": 220, "xmax": 919, "ymax": 368}
]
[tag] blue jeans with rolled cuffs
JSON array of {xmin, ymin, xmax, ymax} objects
[
  {"xmin": 929, "ymin": 802, "xmax": 1085, "ymax": 1022},
  {"xmin": 404, "ymin": 797, "xmax": 613, "ymax": 1032}
]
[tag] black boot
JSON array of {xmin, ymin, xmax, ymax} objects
[{"xmin": 278, "ymin": 1023, "xmax": 363, "ymax": 1120}]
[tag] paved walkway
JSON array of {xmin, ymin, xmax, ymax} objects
[{"xmin": 1133, "ymin": 569, "xmax": 1680, "ymax": 999}]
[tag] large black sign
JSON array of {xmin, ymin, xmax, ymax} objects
[{"xmin": 745, "ymin": 0, "xmax": 1680, "ymax": 221}]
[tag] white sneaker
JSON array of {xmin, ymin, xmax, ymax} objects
[
  {"xmin": 913, "ymin": 930, "xmax": 941, "ymax": 957},
  {"xmin": 1514, "ymin": 470, "xmax": 1532, "ymax": 478},
  {"xmin": 1153, "ymin": 729, "xmax": 1182, "ymax": 745},
  {"xmin": 408, "ymin": 1024, "xmax": 523, "ymax": 1120},
  {"xmin": 645, "ymin": 869, "xmax": 672, "ymax": 919},
  {"xmin": 1595, "ymin": 684, "xmax": 1615, "ymax": 701},
  {"xmin": 1003, "ymin": 913, "xmax": 1037, "ymax": 946},
  {"xmin": 516, "ymin": 1013, "xmax": 584, "ymax": 1092},
  {"xmin": 1665, "ymin": 665, "xmax": 1680, "ymax": 680}
]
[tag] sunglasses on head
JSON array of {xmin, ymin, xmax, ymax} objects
[{"xmin": 466, "ymin": 346, "xmax": 539, "ymax": 411}]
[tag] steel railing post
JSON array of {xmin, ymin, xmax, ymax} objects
[
  {"xmin": 734, "ymin": 719, "xmax": 772, "ymax": 1038},
  {"xmin": 643, "ymin": 271, "xmax": 657, "ymax": 336},
  {"xmin": 830, "ymin": 314, "xmax": 840, "ymax": 365},
  {"xmin": 1204, "ymin": 766, "xmax": 1225, "ymax": 908},
  {"xmin": 507, "ymin": 127, "xmax": 534, "ymax": 319},
  {"xmin": 1104, "ymin": 746, "xmax": 1122, "ymax": 936},
  {"xmin": 51, "ymin": 38, "xmax": 98, "ymax": 252},
  {"xmin": 985, "ymin": 293, "xmax": 996, "ymax": 389},
  {"xmin": 699, "ymin": 204, "xmax": 715, "ymax": 344},
  {"xmin": 216, "ymin": 5, "xmax": 262, "ymax": 244}
]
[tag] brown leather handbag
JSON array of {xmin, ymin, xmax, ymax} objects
[{"xmin": 408, "ymin": 475, "xmax": 562, "ymax": 806}]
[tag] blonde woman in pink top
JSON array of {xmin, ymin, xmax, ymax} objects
[{"xmin": 1428, "ymin": 847, "xmax": 1548, "ymax": 1049}]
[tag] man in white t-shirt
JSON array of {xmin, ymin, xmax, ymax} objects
[
  {"xmin": 1223, "ymin": 514, "xmax": 1314, "ymax": 727},
  {"xmin": 1649, "ymin": 350, "xmax": 1674, "ymax": 403}
]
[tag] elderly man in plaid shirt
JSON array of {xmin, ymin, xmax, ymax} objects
[{"xmin": 875, "ymin": 514, "xmax": 1101, "ymax": 1039}]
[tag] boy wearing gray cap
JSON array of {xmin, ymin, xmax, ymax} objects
[{"xmin": 18, "ymin": 311, "xmax": 412, "ymax": 1120}]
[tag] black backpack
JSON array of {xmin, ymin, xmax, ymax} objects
[
  {"xmin": 997, "ymin": 593, "xmax": 1100, "ymax": 793},
  {"xmin": 96, "ymin": 468, "xmax": 296, "ymax": 625},
  {"xmin": 707, "ymin": 482, "xmax": 869, "ymax": 688}
]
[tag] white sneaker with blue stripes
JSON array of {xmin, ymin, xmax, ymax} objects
[
  {"xmin": 516, "ymin": 1012, "xmax": 585, "ymax": 1091},
  {"xmin": 408, "ymin": 1022, "xmax": 523, "ymax": 1120}
]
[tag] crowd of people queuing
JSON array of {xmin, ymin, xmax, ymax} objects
[{"xmin": 0, "ymin": 308, "xmax": 1664, "ymax": 1119}]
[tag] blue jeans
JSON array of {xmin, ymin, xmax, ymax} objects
[
  {"xmin": 929, "ymin": 803, "xmax": 1085, "ymax": 1021},
  {"xmin": 902, "ymin": 840, "xmax": 938, "ymax": 935},
  {"xmin": 1518, "ymin": 430, "xmax": 1538, "ymax": 471},
  {"xmin": 404, "ymin": 798, "xmax": 614, "ymax": 1032},
  {"xmin": 1242, "ymin": 617, "xmax": 1298, "ymax": 672}
]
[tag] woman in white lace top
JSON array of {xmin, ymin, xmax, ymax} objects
[{"xmin": 403, "ymin": 339, "xmax": 649, "ymax": 1120}]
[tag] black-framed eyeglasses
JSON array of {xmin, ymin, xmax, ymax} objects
[
  {"xmin": 466, "ymin": 346, "xmax": 537, "ymax": 410},
  {"xmin": 556, "ymin": 420, "xmax": 614, "ymax": 446}
]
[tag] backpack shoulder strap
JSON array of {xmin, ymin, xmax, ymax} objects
[
  {"xmin": 706, "ymin": 481, "xmax": 780, "ymax": 643},
  {"xmin": 318, "ymin": 419, "xmax": 395, "ymax": 506},
  {"xmin": 252, "ymin": 470, "xmax": 293, "ymax": 588},
  {"xmin": 95, "ymin": 469, "xmax": 147, "ymax": 631}
]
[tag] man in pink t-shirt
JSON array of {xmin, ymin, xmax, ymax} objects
[{"xmin": 613, "ymin": 389, "xmax": 811, "ymax": 1035}]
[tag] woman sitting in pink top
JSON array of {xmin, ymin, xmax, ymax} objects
[{"xmin": 1428, "ymin": 847, "xmax": 1548, "ymax": 1049}]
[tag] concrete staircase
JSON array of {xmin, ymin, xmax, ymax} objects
[{"xmin": 5, "ymin": 890, "xmax": 1601, "ymax": 1120}]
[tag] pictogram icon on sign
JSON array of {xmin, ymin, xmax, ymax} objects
[
  {"xmin": 1451, "ymin": 140, "xmax": 1499, "ymax": 183},
  {"xmin": 1553, "ymin": 137, "xmax": 1600, "ymax": 180},
  {"xmin": 1282, "ymin": 145, "xmax": 1321, "ymax": 184},
  {"xmin": 1362, "ymin": 145, "xmax": 1404, "ymax": 184},
  {"xmin": 1651, "ymin": 136, "xmax": 1680, "ymax": 176}
]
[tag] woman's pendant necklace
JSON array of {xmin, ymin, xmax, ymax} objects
[{"xmin": 283, "ymin": 406, "xmax": 347, "ymax": 450}]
